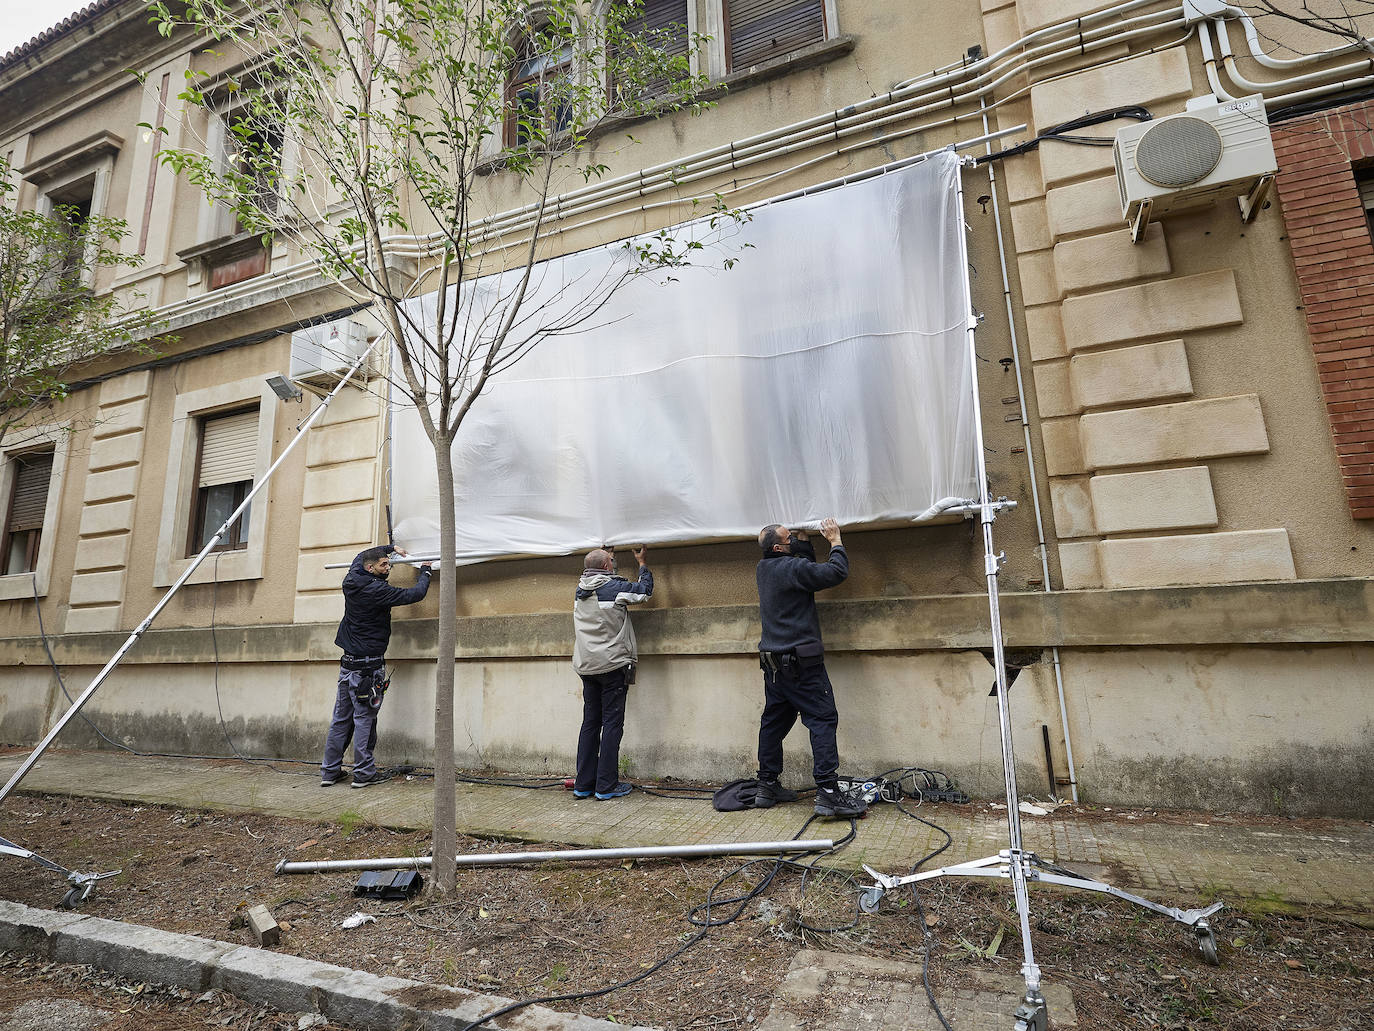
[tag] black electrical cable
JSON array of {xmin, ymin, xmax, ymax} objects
[
  {"xmin": 895, "ymin": 795, "xmax": 957, "ymax": 1031},
  {"xmin": 975, "ymin": 105, "xmax": 1153, "ymax": 165}
]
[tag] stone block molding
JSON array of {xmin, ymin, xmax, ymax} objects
[{"xmin": 1272, "ymin": 98, "xmax": 1374, "ymax": 519}]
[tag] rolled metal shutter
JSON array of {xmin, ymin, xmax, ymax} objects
[
  {"xmin": 198, "ymin": 408, "xmax": 259, "ymax": 487},
  {"xmin": 7, "ymin": 452, "xmax": 54, "ymax": 532},
  {"xmin": 726, "ymin": 0, "xmax": 824, "ymax": 71}
]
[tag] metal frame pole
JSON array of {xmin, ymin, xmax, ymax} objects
[
  {"xmin": 950, "ymin": 155, "xmax": 1045, "ymax": 1014},
  {"xmin": 0, "ymin": 340, "xmax": 381, "ymax": 809},
  {"xmin": 276, "ymin": 838, "xmax": 837, "ymax": 875}
]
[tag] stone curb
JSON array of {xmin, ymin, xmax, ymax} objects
[{"xmin": 0, "ymin": 899, "xmax": 651, "ymax": 1031}]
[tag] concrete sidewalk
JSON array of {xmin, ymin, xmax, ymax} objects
[{"xmin": 2, "ymin": 749, "xmax": 1372, "ymax": 912}]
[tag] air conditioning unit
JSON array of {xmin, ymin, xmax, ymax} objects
[
  {"xmin": 1114, "ymin": 94, "xmax": 1277, "ymax": 243},
  {"xmin": 289, "ymin": 319, "xmax": 373, "ymax": 387}
]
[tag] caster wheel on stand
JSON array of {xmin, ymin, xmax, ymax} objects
[
  {"xmin": 858, "ymin": 887, "xmax": 883, "ymax": 915},
  {"xmin": 1197, "ymin": 924, "xmax": 1219, "ymax": 966},
  {"xmin": 59, "ymin": 887, "xmax": 84, "ymax": 910}
]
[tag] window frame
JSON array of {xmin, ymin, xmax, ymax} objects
[
  {"xmin": 0, "ymin": 423, "xmax": 71, "ymax": 602},
  {"xmin": 722, "ymin": 0, "xmax": 828, "ymax": 73},
  {"xmin": 154, "ymin": 377, "xmax": 278, "ymax": 587},
  {"xmin": 604, "ymin": 0, "xmax": 697, "ymax": 107},
  {"xmin": 504, "ymin": 23, "xmax": 579, "ymax": 149},
  {"xmin": 184, "ymin": 406, "xmax": 260, "ymax": 558},
  {"xmin": 1, "ymin": 449, "xmax": 55, "ymax": 576}
]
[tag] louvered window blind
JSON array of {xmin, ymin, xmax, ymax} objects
[
  {"xmin": 4, "ymin": 450, "xmax": 53, "ymax": 575},
  {"xmin": 7, "ymin": 452, "xmax": 53, "ymax": 532},
  {"xmin": 726, "ymin": 0, "xmax": 825, "ymax": 71},
  {"xmin": 615, "ymin": 0, "xmax": 689, "ymax": 101},
  {"xmin": 198, "ymin": 409, "xmax": 258, "ymax": 487}
]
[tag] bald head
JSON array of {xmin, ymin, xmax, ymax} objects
[{"xmin": 584, "ymin": 548, "xmax": 614, "ymax": 571}]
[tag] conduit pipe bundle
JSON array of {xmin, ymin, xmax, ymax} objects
[{"xmin": 1200, "ymin": 10, "xmax": 1374, "ymax": 107}]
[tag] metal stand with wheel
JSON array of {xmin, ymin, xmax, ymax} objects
[
  {"xmin": 856, "ymin": 154, "xmax": 1222, "ymax": 1031},
  {"xmin": 0, "ymin": 834, "xmax": 120, "ymax": 910}
]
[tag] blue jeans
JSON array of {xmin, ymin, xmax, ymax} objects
[
  {"xmin": 575, "ymin": 668, "xmax": 630, "ymax": 795},
  {"xmin": 321, "ymin": 660, "xmax": 387, "ymax": 780}
]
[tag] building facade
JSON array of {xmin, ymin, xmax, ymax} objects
[{"xmin": 1, "ymin": 0, "xmax": 1371, "ymax": 815}]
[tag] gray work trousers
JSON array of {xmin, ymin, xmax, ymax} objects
[{"xmin": 321, "ymin": 658, "xmax": 388, "ymax": 780}]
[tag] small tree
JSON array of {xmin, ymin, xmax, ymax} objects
[
  {"xmin": 150, "ymin": 0, "xmax": 743, "ymax": 890},
  {"xmin": 0, "ymin": 157, "xmax": 163, "ymax": 450}
]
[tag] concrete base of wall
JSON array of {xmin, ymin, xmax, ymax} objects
[{"xmin": 5, "ymin": 633, "xmax": 1371, "ymax": 819}]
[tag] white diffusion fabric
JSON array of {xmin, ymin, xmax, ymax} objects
[{"xmin": 390, "ymin": 150, "xmax": 977, "ymax": 560}]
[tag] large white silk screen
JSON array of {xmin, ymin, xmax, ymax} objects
[{"xmin": 390, "ymin": 150, "xmax": 977, "ymax": 560}]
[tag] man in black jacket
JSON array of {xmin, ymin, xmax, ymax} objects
[
  {"xmin": 321, "ymin": 545, "xmax": 432, "ymax": 788},
  {"xmin": 755, "ymin": 517, "xmax": 866, "ymax": 818}
]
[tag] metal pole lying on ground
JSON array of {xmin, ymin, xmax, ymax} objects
[
  {"xmin": 276, "ymin": 838, "xmax": 837, "ymax": 875},
  {"xmin": 0, "ymin": 339, "xmax": 381, "ymax": 810}
]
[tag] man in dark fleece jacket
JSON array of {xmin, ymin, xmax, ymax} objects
[
  {"xmin": 755, "ymin": 517, "xmax": 867, "ymax": 819},
  {"xmin": 321, "ymin": 545, "xmax": 432, "ymax": 789},
  {"xmin": 572, "ymin": 545, "xmax": 652, "ymax": 800}
]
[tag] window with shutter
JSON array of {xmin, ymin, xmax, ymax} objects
[
  {"xmin": 725, "ymin": 0, "xmax": 825, "ymax": 72},
  {"xmin": 188, "ymin": 407, "xmax": 258, "ymax": 556},
  {"xmin": 611, "ymin": 0, "xmax": 690, "ymax": 104},
  {"xmin": 3, "ymin": 450, "xmax": 54, "ymax": 576},
  {"xmin": 505, "ymin": 27, "xmax": 576, "ymax": 148}
]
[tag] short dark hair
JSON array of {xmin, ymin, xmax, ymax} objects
[
  {"xmin": 758, "ymin": 524, "xmax": 784, "ymax": 555},
  {"xmin": 359, "ymin": 546, "xmax": 392, "ymax": 569}
]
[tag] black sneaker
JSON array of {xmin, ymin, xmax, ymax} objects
[
  {"xmin": 351, "ymin": 770, "xmax": 394, "ymax": 790},
  {"xmin": 595, "ymin": 782, "xmax": 633, "ymax": 800},
  {"xmin": 755, "ymin": 779, "xmax": 798, "ymax": 807},
  {"xmin": 320, "ymin": 771, "xmax": 346, "ymax": 787},
  {"xmin": 814, "ymin": 784, "xmax": 867, "ymax": 818}
]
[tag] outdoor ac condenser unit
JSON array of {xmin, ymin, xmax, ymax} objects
[
  {"xmin": 1114, "ymin": 94, "xmax": 1277, "ymax": 243},
  {"xmin": 289, "ymin": 319, "xmax": 372, "ymax": 387}
]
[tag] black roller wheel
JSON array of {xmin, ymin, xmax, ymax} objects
[
  {"xmin": 59, "ymin": 887, "xmax": 84, "ymax": 910},
  {"xmin": 1197, "ymin": 925, "xmax": 1219, "ymax": 966},
  {"xmin": 858, "ymin": 887, "xmax": 883, "ymax": 914}
]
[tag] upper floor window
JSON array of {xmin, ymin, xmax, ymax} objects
[
  {"xmin": 45, "ymin": 179, "xmax": 95, "ymax": 292},
  {"xmin": 187, "ymin": 407, "xmax": 258, "ymax": 556},
  {"xmin": 611, "ymin": 0, "xmax": 691, "ymax": 104},
  {"xmin": 506, "ymin": 26, "xmax": 576, "ymax": 148},
  {"xmin": 725, "ymin": 0, "xmax": 826, "ymax": 72},
  {"xmin": 2, "ymin": 450, "xmax": 54, "ymax": 576}
]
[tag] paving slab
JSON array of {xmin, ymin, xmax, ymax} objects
[
  {"xmin": 759, "ymin": 949, "xmax": 1076, "ymax": 1031},
  {"xmin": 2, "ymin": 749, "xmax": 1372, "ymax": 914}
]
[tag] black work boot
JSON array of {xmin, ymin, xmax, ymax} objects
[
  {"xmin": 814, "ymin": 784, "xmax": 867, "ymax": 818},
  {"xmin": 755, "ymin": 778, "xmax": 799, "ymax": 807}
]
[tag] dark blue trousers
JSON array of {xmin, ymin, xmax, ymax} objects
[
  {"xmin": 757, "ymin": 660, "xmax": 840, "ymax": 786},
  {"xmin": 575, "ymin": 668, "xmax": 630, "ymax": 795},
  {"xmin": 321, "ymin": 661, "xmax": 387, "ymax": 780}
]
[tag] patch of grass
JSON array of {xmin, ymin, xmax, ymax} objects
[
  {"xmin": 338, "ymin": 809, "xmax": 364, "ymax": 837},
  {"xmin": 1235, "ymin": 891, "xmax": 1304, "ymax": 918}
]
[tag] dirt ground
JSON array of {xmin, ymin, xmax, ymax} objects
[{"xmin": 1, "ymin": 793, "xmax": 1371, "ymax": 1030}]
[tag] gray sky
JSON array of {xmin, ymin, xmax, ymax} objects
[{"xmin": 1, "ymin": 1, "xmax": 91, "ymax": 57}]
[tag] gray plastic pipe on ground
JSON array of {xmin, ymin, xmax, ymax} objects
[{"xmin": 276, "ymin": 838, "xmax": 836, "ymax": 875}]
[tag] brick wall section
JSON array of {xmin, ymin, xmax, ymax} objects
[{"xmin": 1272, "ymin": 100, "xmax": 1374, "ymax": 519}]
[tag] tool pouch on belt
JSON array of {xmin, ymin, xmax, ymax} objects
[
  {"xmin": 796, "ymin": 642, "xmax": 825, "ymax": 668},
  {"xmin": 340, "ymin": 657, "xmax": 388, "ymax": 707}
]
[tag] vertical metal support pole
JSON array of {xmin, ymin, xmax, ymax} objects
[
  {"xmin": 952, "ymin": 154, "xmax": 1043, "ymax": 998},
  {"xmin": 0, "ymin": 341, "xmax": 381, "ymax": 808}
]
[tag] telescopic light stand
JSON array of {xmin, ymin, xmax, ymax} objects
[{"xmin": 855, "ymin": 155, "xmax": 1221, "ymax": 1031}]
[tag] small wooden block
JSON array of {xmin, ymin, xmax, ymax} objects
[{"xmin": 246, "ymin": 904, "xmax": 281, "ymax": 947}]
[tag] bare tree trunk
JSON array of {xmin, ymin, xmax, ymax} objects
[{"xmin": 431, "ymin": 431, "xmax": 458, "ymax": 892}]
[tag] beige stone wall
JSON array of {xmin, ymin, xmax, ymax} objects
[{"xmin": 987, "ymin": 8, "xmax": 1374, "ymax": 588}]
